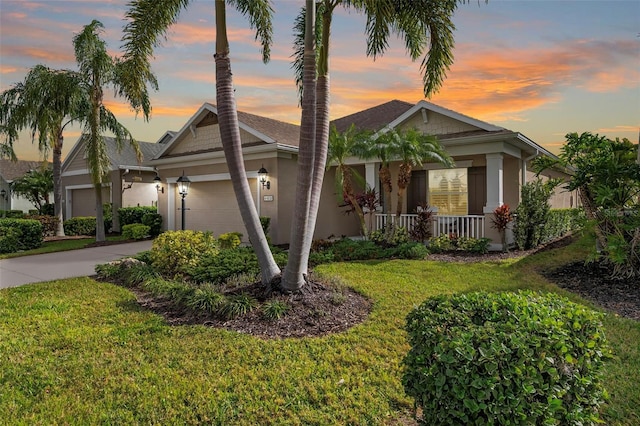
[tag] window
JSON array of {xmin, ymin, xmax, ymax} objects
[{"xmin": 428, "ymin": 168, "xmax": 468, "ymax": 215}]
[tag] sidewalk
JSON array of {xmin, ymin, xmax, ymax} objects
[{"xmin": 0, "ymin": 240, "xmax": 153, "ymax": 289}]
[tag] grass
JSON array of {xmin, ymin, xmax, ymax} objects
[
  {"xmin": 0, "ymin": 235, "xmax": 638, "ymax": 424},
  {"xmin": 0, "ymin": 235, "xmax": 129, "ymax": 259}
]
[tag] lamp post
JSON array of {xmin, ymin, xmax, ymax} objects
[
  {"xmin": 176, "ymin": 171, "xmax": 191, "ymax": 230},
  {"xmin": 258, "ymin": 165, "xmax": 270, "ymax": 190}
]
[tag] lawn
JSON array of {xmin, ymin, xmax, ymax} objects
[
  {"xmin": 0, "ymin": 235, "xmax": 129, "ymax": 259},
  {"xmin": 0, "ymin": 236, "xmax": 638, "ymax": 425}
]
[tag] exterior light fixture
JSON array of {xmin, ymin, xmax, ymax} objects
[
  {"xmin": 176, "ymin": 171, "xmax": 191, "ymax": 230},
  {"xmin": 0, "ymin": 189, "xmax": 6, "ymax": 200},
  {"xmin": 153, "ymin": 175, "xmax": 164, "ymax": 194},
  {"xmin": 258, "ymin": 165, "xmax": 270, "ymax": 190}
]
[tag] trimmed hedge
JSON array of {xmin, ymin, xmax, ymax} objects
[
  {"xmin": 150, "ymin": 230, "xmax": 219, "ymax": 276},
  {"xmin": 64, "ymin": 217, "xmax": 96, "ymax": 236},
  {"xmin": 141, "ymin": 212, "xmax": 162, "ymax": 237},
  {"xmin": 0, "ymin": 218, "xmax": 43, "ymax": 252},
  {"xmin": 122, "ymin": 224, "xmax": 150, "ymax": 240},
  {"xmin": 0, "ymin": 210, "xmax": 25, "ymax": 219},
  {"xmin": 403, "ymin": 291, "xmax": 609, "ymax": 425},
  {"xmin": 544, "ymin": 208, "xmax": 586, "ymax": 243},
  {"xmin": 25, "ymin": 214, "xmax": 59, "ymax": 237},
  {"xmin": 118, "ymin": 206, "xmax": 157, "ymax": 227}
]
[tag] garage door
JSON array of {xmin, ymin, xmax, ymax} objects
[
  {"xmin": 179, "ymin": 179, "xmax": 257, "ymax": 238},
  {"xmin": 71, "ymin": 187, "xmax": 110, "ymax": 217}
]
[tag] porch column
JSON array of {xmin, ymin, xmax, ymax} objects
[
  {"xmin": 365, "ymin": 162, "xmax": 376, "ymax": 191},
  {"xmin": 483, "ymin": 153, "xmax": 504, "ymax": 213}
]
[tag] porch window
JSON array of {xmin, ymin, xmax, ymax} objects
[{"xmin": 428, "ymin": 168, "xmax": 468, "ymax": 215}]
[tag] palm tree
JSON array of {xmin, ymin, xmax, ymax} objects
[
  {"xmin": 0, "ymin": 65, "xmax": 87, "ymax": 236},
  {"xmin": 388, "ymin": 128, "xmax": 453, "ymax": 219},
  {"xmin": 121, "ymin": 0, "xmax": 281, "ymax": 285},
  {"xmin": 326, "ymin": 124, "xmax": 369, "ymax": 236},
  {"xmin": 73, "ymin": 20, "xmax": 142, "ymax": 243},
  {"xmin": 285, "ymin": 0, "xmax": 462, "ymax": 289}
]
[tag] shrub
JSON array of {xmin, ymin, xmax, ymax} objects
[
  {"xmin": 150, "ymin": 230, "xmax": 219, "ymax": 277},
  {"xmin": 370, "ymin": 225, "xmax": 410, "ymax": 247},
  {"xmin": 457, "ymin": 236, "xmax": 491, "ymax": 254},
  {"xmin": 187, "ymin": 285, "xmax": 225, "ymax": 315},
  {"xmin": 219, "ymin": 293, "xmax": 258, "ymax": 319},
  {"xmin": 426, "ymin": 234, "xmax": 454, "ymax": 253},
  {"xmin": 262, "ymin": 300, "xmax": 290, "ymax": 320},
  {"xmin": 25, "ymin": 214, "xmax": 59, "ymax": 238},
  {"xmin": 218, "ymin": 232, "xmax": 242, "ymax": 249},
  {"xmin": 1, "ymin": 210, "xmax": 25, "ymax": 219},
  {"xmin": 122, "ymin": 223, "xmax": 150, "ymax": 240},
  {"xmin": 403, "ymin": 291, "xmax": 610, "ymax": 425},
  {"xmin": 308, "ymin": 250, "xmax": 335, "ymax": 266},
  {"xmin": 190, "ymin": 247, "xmax": 288, "ymax": 285},
  {"xmin": 396, "ymin": 242, "xmax": 429, "ymax": 259},
  {"xmin": 64, "ymin": 216, "xmax": 96, "ymax": 236},
  {"xmin": 41, "ymin": 203, "xmax": 55, "ymax": 216},
  {"xmin": 331, "ymin": 238, "xmax": 386, "ymax": 261},
  {"xmin": 0, "ymin": 225, "xmax": 21, "ymax": 254},
  {"xmin": 141, "ymin": 211, "xmax": 163, "ymax": 237},
  {"xmin": 491, "ymin": 204, "xmax": 514, "ymax": 252},
  {"xmin": 0, "ymin": 218, "xmax": 42, "ymax": 251},
  {"xmin": 544, "ymin": 208, "xmax": 586, "ymax": 242},
  {"xmin": 259, "ymin": 216, "xmax": 271, "ymax": 234},
  {"xmin": 514, "ymin": 179, "xmax": 558, "ymax": 250},
  {"xmin": 118, "ymin": 206, "xmax": 157, "ymax": 227},
  {"xmin": 103, "ymin": 203, "xmax": 113, "ymax": 234}
]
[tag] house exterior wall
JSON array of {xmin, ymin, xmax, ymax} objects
[{"xmin": 315, "ymin": 165, "xmax": 364, "ymax": 240}]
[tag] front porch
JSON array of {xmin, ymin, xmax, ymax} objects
[{"xmin": 374, "ymin": 213, "xmax": 486, "ymax": 239}]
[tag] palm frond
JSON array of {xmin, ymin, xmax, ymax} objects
[{"xmin": 230, "ymin": 0, "xmax": 274, "ymax": 63}]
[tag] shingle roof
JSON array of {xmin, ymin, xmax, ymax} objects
[
  {"xmin": 102, "ymin": 137, "xmax": 163, "ymax": 168},
  {"xmin": 331, "ymin": 100, "xmax": 414, "ymax": 133},
  {"xmin": 0, "ymin": 159, "xmax": 49, "ymax": 181},
  {"xmin": 203, "ymin": 103, "xmax": 301, "ymax": 147}
]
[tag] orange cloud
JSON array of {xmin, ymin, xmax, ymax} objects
[
  {"xmin": 103, "ymin": 99, "xmax": 200, "ymax": 118},
  {"xmin": 596, "ymin": 126, "xmax": 639, "ymax": 134},
  {"xmin": 0, "ymin": 46, "xmax": 75, "ymax": 63}
]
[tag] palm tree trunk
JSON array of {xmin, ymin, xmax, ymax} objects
[
  {"xmin": 282, "ymin": 0, "xmax": 317, "ymax": 292},
  {"xmin": 215, "ymin": 0, "xmax": 280, "ymax": 285},
  {"xmin": 396, "ymin": 162, "xmax": 412, "ymax": 218},
  {"xmin": 95, "ymin": 183, "xmax": 105, "ymax": 242},
  {"xmin": 53, "ymin": 130, "xmax": 65, "ymax": 236},
  {"xmin": 379, "ymin": 163, "xmax": 393, "ymax": 231}
]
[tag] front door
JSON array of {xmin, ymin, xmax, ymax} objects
[
  {"xmin": 468, "ymin": 166, "xmax": 486, "ymax": 215},
  {"xmin": 407, "ymin": 170, "xmax": 426, "ymax": 214}
]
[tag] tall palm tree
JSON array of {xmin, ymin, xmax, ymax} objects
[
  {"xmin": 121, "ymin": 0, "xmax": 281, "ymax": 285},
  {"xmin": 326, "ymin": 124, "xmax": 369, "ymax": 236},
  {"xmin": 285, "ymin": 0, "xmax": 462, "ymax": 289},
  {"xmin": 0, "ymin": 65, "xmax": 87, "ymax": 236},
  {"xmin": 386, "ymin": 128, "xmax": 453, "ymax": 218},
  {"xmin": 73, "ymin": 20, "xmax": 142, "ymax": 243}
]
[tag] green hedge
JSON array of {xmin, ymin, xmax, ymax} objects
[
  {"xmin": 141, "ymin": 212, "xmax": 162, "ymax": 237},
  {"xmin": 64, "ymin": 217, "xmax": 96, "ymax": 236},
  {"xmin": 403, "ymin": 291, "xmax": 609, "ymax": 425},
  {"xmin": 543, "ymin": 208, "xmax": 586, "ymax": 243},
  {"xmin": 25, "ymin": 215, "xmax": 59, "ymax": 238},
  {"xmin": 0, "ymin": 210, "xmax": 25, "ymax": 219},
  {"xmin": 118, "ymin": 206, "xmax": 157, "ymax": 227},
  {"xmin": 122, "ymin": 224, "xmax": 150, "ymax": 240},
  {"xmin": 0, "ymin": 218, "xmax": 43, "ymax": 253}
]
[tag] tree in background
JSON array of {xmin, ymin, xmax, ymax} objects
[
  {"xmin": 534, "ymin": 132, "xmax": 640, "ymax": 277},
  {"xmin": 10, "ymin": 166, "xmax": 53, "ymax": 214},
  {"xmin": 0, "ymin": 65, "xmax": 87, "ymax": 236}
]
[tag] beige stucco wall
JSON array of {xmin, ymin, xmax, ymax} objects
[
  {"xmin": 314, "ymin": 165, "xmax": 364, "ymax": 240},
  {"xmin": 503, "ymin": 155, "xmax": 521, "ymax": 208},
  {"xmin": 166, "ymin": 124, "xmax": 262, "ymax": 156}
]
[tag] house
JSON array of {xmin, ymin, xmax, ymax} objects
[
  {"xmin": 60, "ymin": 134, "xmax": 167, "ymax": 231},
  {"xmin": 60, "ymin": 100, "xmax": 574, "ymax": 249},
  {"xmin": 0, "ymin": 158, "xmax": 51, "ymax": 213}
]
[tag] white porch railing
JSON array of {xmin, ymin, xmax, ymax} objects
[{"xmin": 375, "ymin": 213, "xmax": 486, "ymax": 239}]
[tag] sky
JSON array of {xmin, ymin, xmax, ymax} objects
[{"xmin": 1, "ymin": 0, "xmax": 639, "ymax": 162}]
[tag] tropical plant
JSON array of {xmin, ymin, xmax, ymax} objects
[
  {"xmin": 409, "ymin": 202, "xmax": 435, "ymax": 243},
  {"xmin": 513, "ymin": 178, "xmax": 558, "ymax": 250},
  {"xmin": 10, "ymin": 165, "xmax": 53, "ymax": 214},
  {"xmin": 0, "ymin": 65, "xmax": 87, "ymax": 236},
  {"xmin": 534, "ymin": 132, "xmax": 640, "ymax": 277},
  {"xmin": 327, "ymin": 124, "xmax": 369, "ymax": 236},
  {"xmin": 286, "ymin": 0, "xmax": 465, "ymax": 291},
  {"xmin": 491, "ymin": 204, "xmax": 513, "ymax": 252},
  {"xmin": 121, "ymin": 0, "xmax": 281, "ymax": 286}
]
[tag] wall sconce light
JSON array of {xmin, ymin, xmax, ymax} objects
[
  {"xmin": 154, "ymin": 175, "xmax": 164, "ymax": 194},
  {"xmin": 258, "ymin": 165, "xmax": 270, "ymax": 190},
  {"xmin": 0, "ymin": 189, "xmax": 7, "ymax": 200}
]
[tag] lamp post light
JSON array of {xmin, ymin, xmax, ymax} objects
[
  {"xmin": 258, "ymin": 165, "xmax": 270, "ymax": 190},
  {"xmin": 176, "ymin": 171, "xmax": 191, "ymax": 230}
]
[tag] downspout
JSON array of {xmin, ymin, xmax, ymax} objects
[{"xmin": 522, "ymin": 149, "xmax": 539, "ymax": 185}]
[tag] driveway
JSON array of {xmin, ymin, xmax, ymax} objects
[{"xmin": 0, "ymin": 240, "xmax": 153, "ymax": 289}]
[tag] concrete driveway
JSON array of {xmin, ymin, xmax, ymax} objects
[{"xmin": 0, "ymin": 240, "xmax": 153, "ymax": 289}]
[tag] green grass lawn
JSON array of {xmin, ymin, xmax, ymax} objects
[
  {"xmin": 0, "ymin": 235, "xmax": 129, "ymax": 259},
  {"xmin": 1, "ymin": 236, "xmax": 638, "ymax": 425}
]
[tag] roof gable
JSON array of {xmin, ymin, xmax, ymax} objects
[
  {"xmin": 154, "ymin": 103, "xmax": 300, "ymax": 160},
  {"xmin": 331, "ymin": 100, "xmax": 414, "ymax": 133}
]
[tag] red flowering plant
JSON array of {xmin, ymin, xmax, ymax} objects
[{"xmin": 491, "ymin": 204, "xmax": 514, "ymax": 252}]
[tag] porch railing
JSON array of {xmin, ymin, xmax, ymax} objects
[{"xmin": 374, "ymin": 213, "xmax": 485, "ymax": 239}]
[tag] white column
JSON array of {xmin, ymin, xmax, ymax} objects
[
  {"xmin": 365, "ymin": 162, "xmax": 376, "ymax": 191},
  {"xmin": 484, "ymin": 153, "xmax": 504, "ymax": 213}
]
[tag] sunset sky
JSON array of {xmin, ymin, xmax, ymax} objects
[{"xmin": 1, "ymin": 0, "xmax": 638, "ymax": 162}]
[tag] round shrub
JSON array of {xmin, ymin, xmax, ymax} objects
[
  {"xmin": 150, "ymin": 230, "xmax": 218, "ymax": 276},
  {"xmin": 403, "ymin": 291, "xmax": 610, "ymax": 425},
  {"xmin": 0, "ymin": 218, "xmax": 43, "ymax": 251},
  {"xmin": 122, "ymin": 223, "xmax": 150, "ymax": 240}
]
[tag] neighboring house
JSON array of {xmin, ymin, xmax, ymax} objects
[
  {"xmin": 60, "ymin": 134, "xmax": 167, "ymax": 231},
  {"xmin": 0, "ymin": 158, "xmax": 51, "ymax": 213}
]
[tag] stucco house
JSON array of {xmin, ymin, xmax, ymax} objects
[
  {"xmin": 60, "ymin": 99, "xmax": 574, "ymax": 249},
  {"xmin": 0, "ymin": 158, "xmax": 51, "ymax": 213},
  {"xmin": 60, "ymin": 134, "xmax": 167, "ymax": 231}
]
